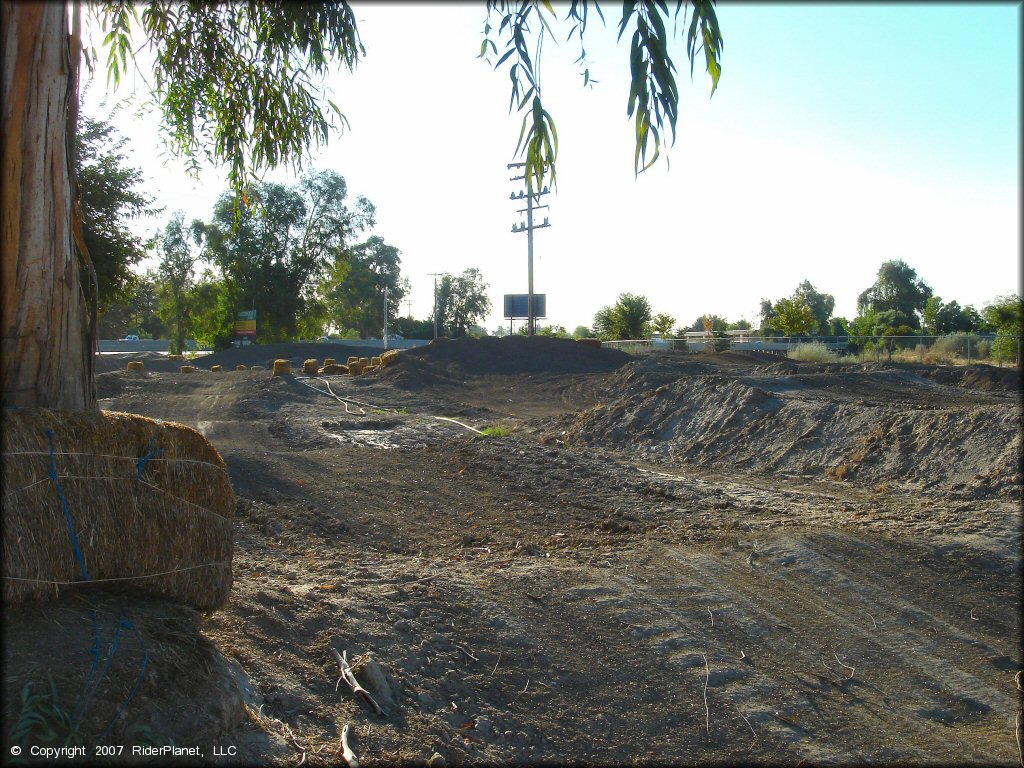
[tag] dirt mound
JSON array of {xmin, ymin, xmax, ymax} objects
[
  {"xmin": 196, "ymin": 342, "xmax": 387, "ymax": 370},
  {"xmin": 913, "ymin": 363, "xmax": 1023, "ymax": 393},
  {"xmin": 549, "ymin": 360, "xmax": 1022, "ymax": 498},
  {"xmin": 382, "ymin": 336, "xmax": 632, "ymax": 390}
]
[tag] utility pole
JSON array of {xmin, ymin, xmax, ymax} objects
[
  {"xmin": 508, "ymin": 163, "xmax": 550, "ymax": 336},
  {"xmin": 405, "ymin": 298, "xmax": 413, "ymax": 317},
  {"xmin": 428, "ymin": 272, "xmax": 442, "ymax": 339},
  {"xmin": 383, "ymin": 285, "xmax": 389, "ymax": 350}
]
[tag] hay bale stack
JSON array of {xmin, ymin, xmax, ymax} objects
[
  {"xmin": 303, "ymin": 359, "xmax": 320, "ymax": 375},
  {"xmin": 235, "ymin": 365, "xmax": 248, "ymax": 371},
  {"xmin": 380, "ymin": 349, "xmax": 399, "ymax": 367},
  {"xmin": 180, "ymin": 365, "xmax": 196, "ymax": 374},
  {"xmin": 577, "ymin": 338, "xmax": 603, "ymax": 349},
  {"xmin": 347, "ymin": 356, "xmax": 360, "ymax": 366},
  {"xmin": 348, "ymin": 361, "xmax": 364, "ymax": 376},
  {"xmin": 211, "ymin": 365, "xmax": 222, "ymax": 372},
  {"xmin": 126, "ymin": 361, "xmax": 145, "ymax": 373},
  {"xmin": 324, "ymin": 358, "xmax": 336, "ymax": 367},
  {"xmin": 320, "ymin": 364, "xmax": 349, "ymax": 375},
  {"xmin": 1, "ymin": 410, "xmax": 233, "ymax": 610},
  {"xmin": 272, "ymin": 359, "xmax": 292, "ymax": 376}
]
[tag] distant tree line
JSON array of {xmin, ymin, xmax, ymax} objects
[
  {"xmin": 89, "ymin": 112, "xmax": 495, "ymax": 349},
  {"xmin": 572, "ymin": 260, "xmax": 1019, "ymax": 356}
]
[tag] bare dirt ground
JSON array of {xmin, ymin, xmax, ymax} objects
[{"xmin": 4, "ymin": 338, "xmax": 1022, "ymax": 766}]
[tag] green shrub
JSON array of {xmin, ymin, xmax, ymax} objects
[{"xmin": 787, "ymin": 342, "xmax": 840, "ymax": 363}]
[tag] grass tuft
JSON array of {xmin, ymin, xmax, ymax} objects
[{"xmin": 787, "ymin": 343, "xmax": 840, "ymax": 363}]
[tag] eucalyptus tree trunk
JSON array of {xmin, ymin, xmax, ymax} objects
[{"xmin": 1, "ymin": 1, "xmax": 95, "ymax": 410}]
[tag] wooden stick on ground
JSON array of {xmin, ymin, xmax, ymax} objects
[
  {"xmin": 340, "ymin": 723, "xmax": 359, "ymax": 768},
  {"xmin": 701, "ymin": 653, "xmax": 711, "ymax": 738},
  {"xmin": 333, "ymin": 648, "xmax": 386, "ymax": 717}
]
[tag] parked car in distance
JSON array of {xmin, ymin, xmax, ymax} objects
[
  {"xmin": 121, "ymin": 334, "xmax": 140, "ymax": 341},
  {"xmin": 317, "ymin": 336, "xmax": 330, "ymax": 342}
]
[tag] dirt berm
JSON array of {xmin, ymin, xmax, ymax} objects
[{"xmin": 546, "ymin": 354, "xmax": 1022, "ymax": 499}]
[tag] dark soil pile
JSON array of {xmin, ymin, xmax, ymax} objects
[
  {"xmin": 381, "ymin": 336, "xmax": 632, "ymax": 390},
  {"xmin": 547, "ymin": 357, "xmax": 1023, "ymax": 498}
]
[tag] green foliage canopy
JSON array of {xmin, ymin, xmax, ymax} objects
[
  {"xmin": 482, "ymin": 1, "xmax": 722, "ymax": 195},
  {"xmin": 321, "ymin": 235, "xmax": 406, "ymax": 338},
  {"xmin": 593, "ymin": 293, "xmax": 653, "ymax": 339},
  {"xmin": 196, "ymin": 170, "xmax": 374, "ymax": 341},
  {"xmin": 856, "ymin": 260, "xmax": 932, "ymax": 330},
  {"xmin": 436, "ymin": 269, "xmax": 492, "ymax": 338},
  {"xmin": 769, "ymin": 296, "xmax": 816, "ymax": 337},
  {"xmin": 96, "ymin": 1, "xmax": 723, "ymax": 208},
  {"xmin": 78, "ymin": 111, "xmax": 159, "ymax": 313},
  {"xmin": 97, "ymin": 2, "xmax": 363, "ymax": 199},
  {"xmin": 156, "ymin": 212, "xmax": 198, "ymax": 353},
  {"xmin": 650, "ymin": 312, "xmax": 677, "ymax": 337}
]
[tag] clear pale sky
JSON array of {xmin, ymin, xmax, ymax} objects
[{"xmin": 83, "ymin": 2, "xmax": 1021, "ymax": 333}]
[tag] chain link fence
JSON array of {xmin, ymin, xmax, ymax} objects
[{"xmin": 601, "ymin": 333, "xmax": 1023, "ymax": 366}]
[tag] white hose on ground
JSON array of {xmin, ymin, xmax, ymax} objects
[{"xmin": 294, "ymin": 376, "xmax": 485, "ymax": 434}]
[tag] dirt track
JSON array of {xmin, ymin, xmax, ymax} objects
[{"xmin": 5, "ymin": 338, "xmax": 1022, "ymax": 765}]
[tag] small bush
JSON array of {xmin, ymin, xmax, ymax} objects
[
  {"xmin": 787, "ymin": 343, "xmax": 840, "ymax": 363},
  {"xmin": 929, "ymin": 333, "xmax": 982, "ymax": 361}
]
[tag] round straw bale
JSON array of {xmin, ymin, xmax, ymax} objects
[
  {"xmin": 359, "ymin": 357, "xmax": 370, "ymax": 365},
  {"xmin": 211, "ymin": 365, "xmax": 222, "ymax": 372},
  {"xmin": 324, "ymin": 358, "xmax": 336, "ymax": 367},
  {"xmin": 347, "ymin": 356, "xmax": 360, "ymax": 365},
  {"xmin": 180, "ymin": 365, "xmax": 196, "ymax": 373},
  {"xmin": 380, "ymin": 349, "xmax": 399, "ymax": 367},
  {"xmin": 126, "ymin": 361, "xmax": 145, "ymax": 373},
  {"xmin": 1, "ymin": 409, "xmax": 234, "ymax": 610},
  {"xmin": 167, "ymin": 354, "xmax": 185, "ymax": 362},
  {"xmin": 272, "ymin": 359, "xmax": 292, "ymax": 376},
  {"xmin": 303, "ymin": 359, "xmax": 320, "ymax": 375},
  {"xmin": 321, "ymin": 364, "xmax": 349, "ymax": 375},
  {"xmin": 577, "ymin": 338, "xmax": 603, "ymax": 349},
  {"xmin": 370, "ymin": 356, "xmax": 382, "ymax": 367},
  {"xmin": 235, "ymin": 364, "xmax": 248, "ymax": 371},
  {"xmin": 348, "ymin": 361, "xmax": 364, "ymax": 376}
]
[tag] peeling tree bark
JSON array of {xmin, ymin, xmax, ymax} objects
[{"xmin": 2, "ymin": 1, "xmax": 95, "ymax": 411}]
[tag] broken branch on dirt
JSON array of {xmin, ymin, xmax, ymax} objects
[
  {"xmin": 283, "ymin": 722, "xmax": 308, "ymax": 766},
  {"xmin": 340, "ymin": 723, "xmax": 359, "ymax": 768},
  {"xmin": 1015, "ymin": 671, "xmax": 1023, "ymax": 768},
  {"xmin": 701, "ymin": 653, "xmax": 710, "ymax": 738},
  {"xmin": 333, "ymin": 648, "xmax": 386, "ymax": 717},
  {"xmin": 707, "ymin": 606, "xmax": 714, "ymax": 627},
  {"xmin": 834, "ymin": 653, "xmax": 856, "ymax": 679}
]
